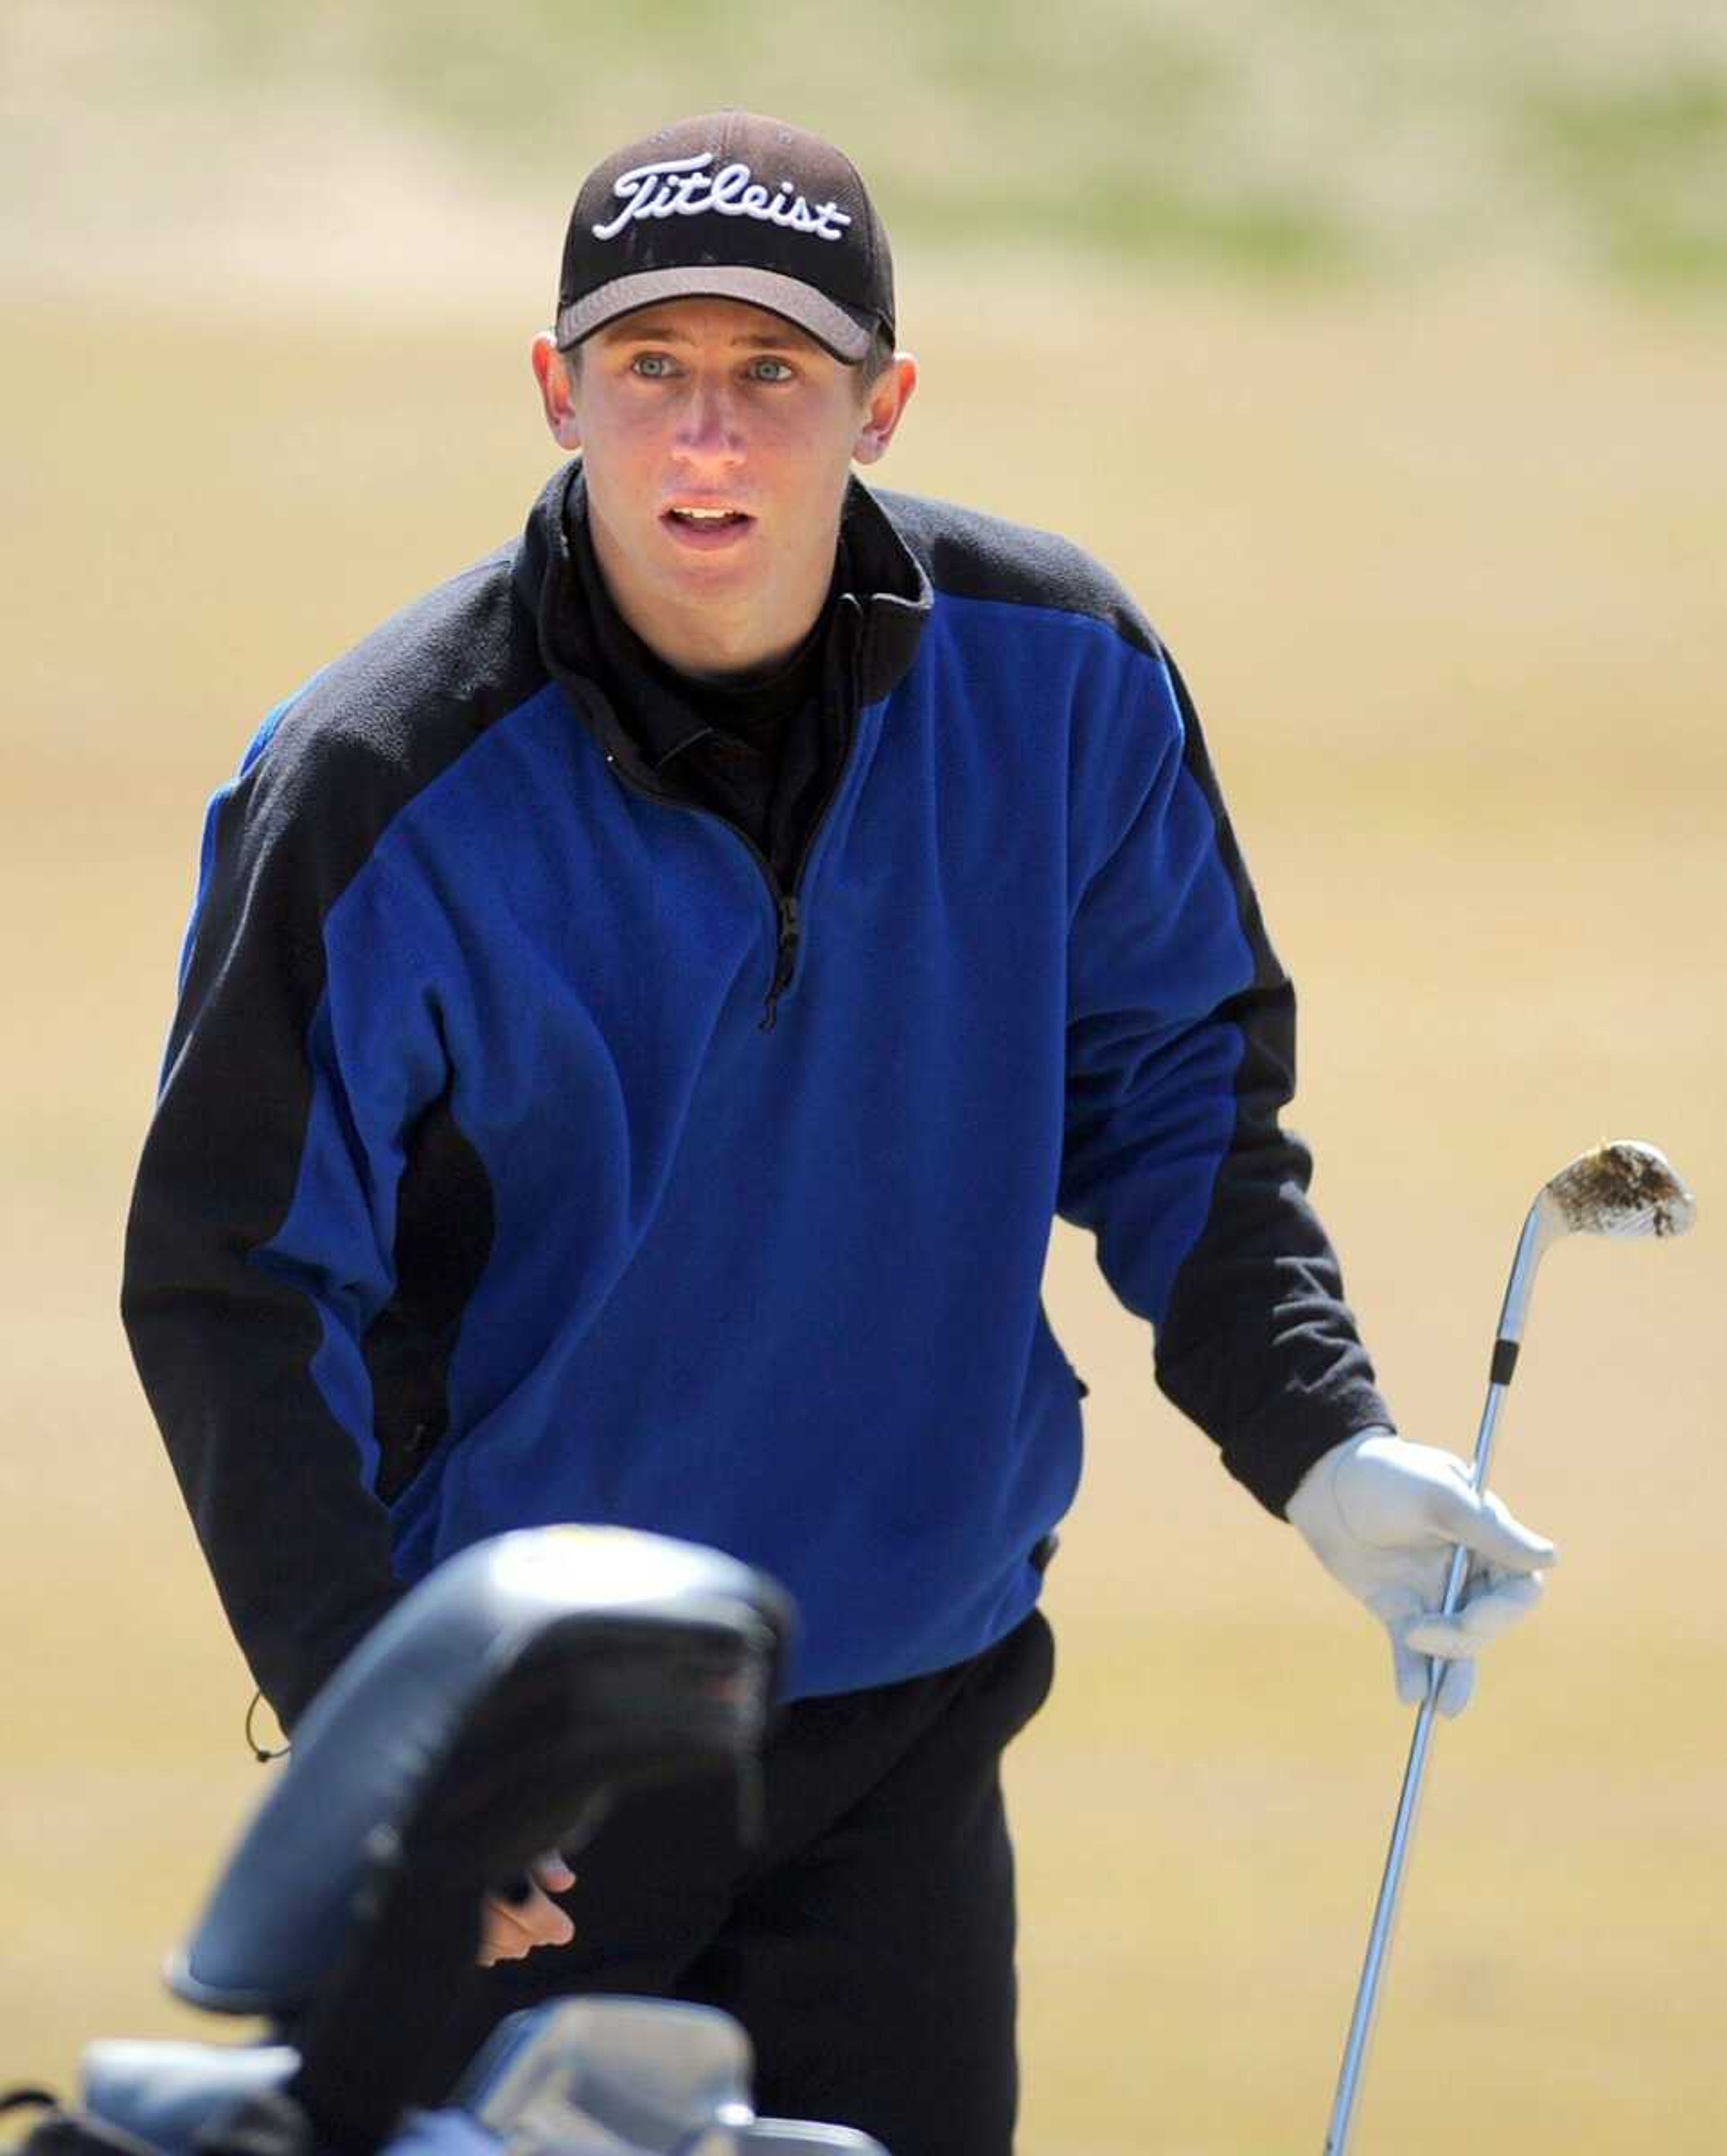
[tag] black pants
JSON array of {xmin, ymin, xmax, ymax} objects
[{"xmin": 462, "ymin": 1608, "xmax": 1055, "ymax": 2156}]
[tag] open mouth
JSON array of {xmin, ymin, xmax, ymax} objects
[{"xmin": 661, "ymin": 504, "xmax": 756, "ymax": 549}]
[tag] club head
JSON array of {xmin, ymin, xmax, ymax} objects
[{"xmin": 1541, "ymin": 1140, "xmax": 1697, "ymax": 1241}]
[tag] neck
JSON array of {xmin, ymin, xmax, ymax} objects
[
  {"xmin": 585, "ymin": 505, "xmax": 838, "ymax": 681},
  {"xmin": 631, "ymin": 602, "xmax": 821, "ymax": 681}
]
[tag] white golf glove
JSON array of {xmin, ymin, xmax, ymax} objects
[{"xmin": 1287, "ymin": 1429, "xmax": 1556, "ymax": 1718}]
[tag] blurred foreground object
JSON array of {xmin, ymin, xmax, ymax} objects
[{"xmin": 6, "ymin": 1528, "xmax": 900, "ymax": 2156}]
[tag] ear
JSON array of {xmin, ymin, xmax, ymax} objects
[
  {"xmin": 851, "ymin": 353, "xmax": 917, "ymax": 468},
  {"xmin": 532, "ymin": 331, "xmax": 583, "ymax": 452}
]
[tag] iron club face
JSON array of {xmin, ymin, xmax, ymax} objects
[
  {"xmin": 1541, "ymin": 1139, "xmax": 1697, "ymax": 1241},
  {"xmin": 1497, "ymin": 1139, "xmax": 1697, "ymax": 1356}
]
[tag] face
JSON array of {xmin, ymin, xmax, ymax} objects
[{"xmin": 532, "ymin": 296, "xmax": 915, "ymax": 678}]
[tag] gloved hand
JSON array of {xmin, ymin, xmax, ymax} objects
[{"xmin": 1286, "ymin": 1429, "xmax": 1557, "ymax": 1718}]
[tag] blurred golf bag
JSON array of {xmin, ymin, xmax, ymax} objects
[{"xmin": 10, "ymin": 1527, "xmax": 887, "ymax": 2156}]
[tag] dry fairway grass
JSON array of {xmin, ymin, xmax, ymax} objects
[{"xmin": 2, "ymin": 269, "xmax": 1723, "ymax": 2150}]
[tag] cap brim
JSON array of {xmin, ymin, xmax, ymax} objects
[{"xmin": 556, "ymin": 267, "xmax": 877, "ymax": 364}]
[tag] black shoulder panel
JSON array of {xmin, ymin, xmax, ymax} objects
[
  {"xmin": 870, "ymin": 488, "xmax": 1164, "ymax": 661},
  {"xmin": 263, "ymin": 545, "xmax": 537, "ymax": 826}
]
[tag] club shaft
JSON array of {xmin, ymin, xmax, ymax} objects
[
  {"xmin": 1322, "ymin": 1688, "xmax": 1440, "ymax": 2152},
  {"xmin": 1321, "ymin": 1153, "xmax": 1690, "ymax": 2148},
  {"xmin": 1321, "ymin": 1384, "xmax": 1501, "ymax": 2152},
  {"xmin": 1319, "ymin": 1207, "xmax": 1552, "ymax": 2147}
]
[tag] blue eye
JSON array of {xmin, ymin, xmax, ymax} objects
[
  {"xmin": 748, "ymin": 357, "xmax": 795, "ymax": 383},
  {"xmin": 631, "ymin": 353, "xmax": 676, "ymax": 379}
]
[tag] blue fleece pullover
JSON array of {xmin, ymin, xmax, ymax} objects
[{"xmin": 122, "ymin": 465, "xmax": 1391, "ymax": 1723}]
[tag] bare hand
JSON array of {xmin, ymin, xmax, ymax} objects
[{"xmin": 478, "ymin": 1850, "xmax": 577, "ymax": 1966}]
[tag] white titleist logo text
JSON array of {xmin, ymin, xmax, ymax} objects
[{"xmin": 593, "ymin": 153, "xmax": 853, "ymax": 243}]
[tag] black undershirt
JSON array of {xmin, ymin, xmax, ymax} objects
[{"xmin": 567, "ymin": 504, "xmax": 849, "ymax": 891}]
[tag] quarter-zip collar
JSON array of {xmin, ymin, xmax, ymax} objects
[
  {"xmin": 517, "ymin": 460, "xmax": 932, "ymax": 788},
  {"xmin": 565, "ymin": 486, "xmax": 840, "ymax": 780}
]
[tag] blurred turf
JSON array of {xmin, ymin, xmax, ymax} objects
[
  {"xmin": 5, "ymin": 0, "xmax": 1727, "ymax": 294},
  {"xmin": 1521, "ymin": 66, "xmax": 1727, "ymax": 288}
]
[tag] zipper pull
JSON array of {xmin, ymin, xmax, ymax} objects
[{"xmin": 760, "ymin": 893, "xmax": 801, "ymax": 1031}]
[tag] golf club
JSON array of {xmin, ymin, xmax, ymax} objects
[{"xmin": 1322, "ymin": 1139, "xmax": 1697, "ymax": 2155}]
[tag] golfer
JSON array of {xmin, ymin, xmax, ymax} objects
[{"xmin": 123, "ymin": 112, "xmax": 1554, "ymax": 2156}]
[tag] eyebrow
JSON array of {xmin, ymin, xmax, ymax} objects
[{"xmin": 600, "ymin": 320, "xmax": 819, "ymax": 353}]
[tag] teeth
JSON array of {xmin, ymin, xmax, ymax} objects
[{"xmin": 674, "ymin": 508, "xmax": 738, "ymax": 522}]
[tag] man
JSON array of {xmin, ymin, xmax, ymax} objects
[{"xmin": 123, "ymin": 112, "xmax": 1553, "ymax": 2156}]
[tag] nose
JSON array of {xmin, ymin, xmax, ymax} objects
[{"xmin": 671, "ymin": 375, "xmax": 745, "ymax": 470}]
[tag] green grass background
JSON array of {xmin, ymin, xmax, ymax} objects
[
  {"xmin": 7, "ymin": 0, "xmax": 1727, "ymax": 288},
  {"xmin": 2, "ymin": 4, "xmax": 1725, "ymax": 2150}
]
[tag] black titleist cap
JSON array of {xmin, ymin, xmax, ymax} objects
[{"xmin": 555, "ymin": 112, "xmax": 895, "ymax": 365}]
